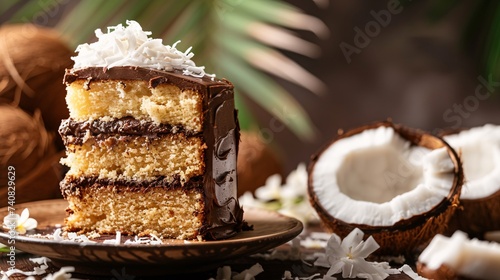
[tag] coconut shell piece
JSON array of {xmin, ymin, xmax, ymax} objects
[
  {"xmin": 416, "ymin": 263, "xmax": 467, "ymax": 280},
  {"xmin": 441, "ymin": 125, "xmax": 500, "ymax": 238},
  {"xmin": 454, "ymin": 193, "xmax": 500, "ymax": 238},
  {"xmin": 308, "ymin": 121, "xmax": 463, "ymax": 256},
  {"xmin": 0, "ymin": 23, "xmax": 73, "ymax": 141},
  {"xmin": 237, "ymin": 131, "xmax": 282, "ymax": 196}
]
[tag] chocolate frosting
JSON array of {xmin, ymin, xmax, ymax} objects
[
  {"xmin": 60, "ymin": 66, "xmax": 244, "ymax": 240},
  {"xmin": 64, "ymin": 66, "xmax": 233, "ymax": 96}
]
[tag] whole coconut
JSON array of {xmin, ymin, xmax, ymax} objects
[
  {"xmin": 237, "ymin": 131, "xmax": 283, "ymax": 196},
  {"xmin": 0, "ymin": 104, "xmax": 61, "ymax": 206},
  {"xmin": 0, "ymin": 23, "xmax": 73, "ymax": 141}
]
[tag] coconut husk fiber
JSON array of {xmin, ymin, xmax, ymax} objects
[
  {"xmin": 0, "ymin": 104, "xmax": 62, "ymax": 207},
  {"xmin": 0, "ymin": 23, "xmax": 73, "ymax": 145}
]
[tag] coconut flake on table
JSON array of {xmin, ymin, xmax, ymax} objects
[
  {"xmin": 418, "ymin": 231, "xmax": 500, "ymax": 280},
  {"xmin": 51, "ymin": 228, "xmax": 96, "ymax": 244},
  {"xmin": 124, "ymin": 234, "xmax": 163, "ymax": 245},
  {"xmin": 71, "ymin": 20, "xmax": 215, "ymax": 79},
  {"xmin": 399, "ymin": 265, "xmax": 427, "ymax": 280},
  {"xmin": 102, "ymin": 231, "xmax": 121, "ymax": 245},
  {"xmin": 209, "ymin": 263, "xmax": 263, "ymax": 280},
  {"xmin": 281, "ymin": 271, "xmax": 324, "ymax": 280},
  {"xmin": 0, "ymin": 256, "xmax": 76, "ymax": 280}
]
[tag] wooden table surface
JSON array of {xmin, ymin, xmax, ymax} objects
[{"xmin": 0, "ymin": 225, "xmax": 414, "ymax": 280}]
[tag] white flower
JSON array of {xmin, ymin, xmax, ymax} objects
[
  {"xmin": 255, "ymin": 174, "xmax": 283, "ymax": 201},
  {"xmin": 282, "ymin": 163, "xmax": 308, "ymax": 199},
  {"xmin": 239, "ymin": 191, "xmax": 265, "ymax": 209},
  {"xmin": 314, "ymin": 228, "xmax": 393, "ymax": 280},
  {"xmin": 239, "ymin": 163, "xmax": 319, "ymax": 224},
  {"xmin": 278, "ymin": 199, "xmax": 318, "ymax": 225},
  {"xmin": 3, "ymin": 208, "xmax": 38, "ymax": 234}
]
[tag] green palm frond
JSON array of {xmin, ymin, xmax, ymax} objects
[{"xmin": 3, "ymin": 0, "xmax": 328, "ymax": 141}]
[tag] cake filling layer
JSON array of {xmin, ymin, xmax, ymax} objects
[
  {"xmin": 61, "ymin": 133, "xmax": 206, "ymax": 182},
  {"xmin": 64, "ymin": 186, "xmax": 204, "ymax": 239},
  {"xmin": 66, "ymin": 79, "xmax": 203, "ymax": 132},
  {"xmin": 59, "ymin": 118, "xmax": 199, "ymax": 145},
  {"xmin": 60, "ymin": 175, "xmax": 204, "ymax": 198}
]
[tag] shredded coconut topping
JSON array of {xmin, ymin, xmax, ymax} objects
[{"xmin": 72, "ymin": 20, "xmax": 215, "ymax": 79}]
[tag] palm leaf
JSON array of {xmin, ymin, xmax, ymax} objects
[
  {"xmin": 429, "ymin": 0, "xmax": 500, "ymax": 82},
  {"xmin": 235, "ymin": 0, "xmax": 329, "ymax": 38},
  {"xmin": 2, "ymin": 0, "xmax": 328, "ymax": 141},
  {"xmin": 215, "ymin": 31, "xmax": 325, "ymax": 94},
  {"xmin": 483, "ymin": 2, "xmax": 500, "ymax": 77},
  {"xmin": 58, "ymin": 1, "xmax": 120, "ymax": 44},
  {"xmin": 218, "ymin": 51, "xmax": 316, "ymax": 141}
]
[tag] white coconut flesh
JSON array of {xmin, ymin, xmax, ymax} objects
[
  {"xmin": 311, "ymin": 126, "xmax": 456, "ymax": 227},
  {"xmin": 444, "ymin": 124, "xmax": 500, "ymax": 200},
  {"xmin": 419, "ymin": 231, "xmax": 500, "ymax": 279}
]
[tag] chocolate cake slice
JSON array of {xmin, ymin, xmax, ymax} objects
[{"xmin": 58, "ymin": 21, "xmax": 244, "ymax": 240}]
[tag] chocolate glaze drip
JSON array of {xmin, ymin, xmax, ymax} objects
[{"xmin": 61, "ymin": 66, "xmax": 244, "ymax": 240}]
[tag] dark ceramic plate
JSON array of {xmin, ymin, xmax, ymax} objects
[{"xmin": 0, "ymin": 199, "xmax": 302, "ymax": 275}]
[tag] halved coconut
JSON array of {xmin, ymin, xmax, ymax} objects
[
  {"xmin": 417, "ymin": 231, "xmax": 500, "ymax": 280},
  {"xmin": 443, "ymin": 124, "xmax": 500, "ymax": 237},
  {"xmin": 308, "ymin": 121, "xmax": 463, "ymax": 256}
]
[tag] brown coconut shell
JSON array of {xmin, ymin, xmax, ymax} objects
[
  {"xmin": 0, "ymin": 104, "xmax": 61, "ymax": 207},
  {"xmin": 0, "ymin": 23, "xmax": 73, "ymax": 146},
  {"xmin": 439, "ymin": 128, "xmax": 500, "ymax": 238},
  {"xmin": 453, "ymin": 193, "xmax": 500, "ymax": 238},
  {"xmin": 237, "ymin": 131, "xmax": 282, "ymax": 196},
  {"xmin": 308, "ymin": 121, "xmax": 463, "ymax": 256},
  {"xmin": 0, "ymin": 151, "xmax": 64, "ymax": 207},
  {"xmin": 416, "ymin": 262, "xmax": 473, "ymax": 280}
]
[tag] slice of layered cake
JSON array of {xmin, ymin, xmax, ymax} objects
[{"xmin": 59, "ymin": 21, "xmax": 244, "ymax": 240}]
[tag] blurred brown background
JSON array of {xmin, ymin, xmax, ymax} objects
[{"xmin": 264, "ymin": 0, "xmax": 500, "ymax": 172}]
